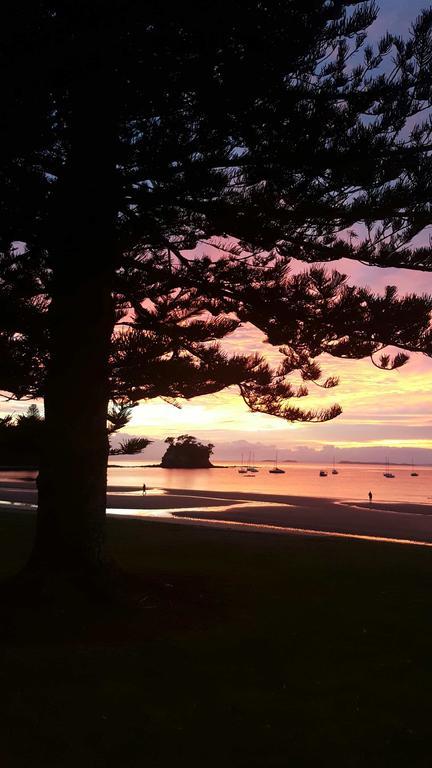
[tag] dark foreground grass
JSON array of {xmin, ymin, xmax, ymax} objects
[{"xmin": 1, "ymin": 512, "xmax": 432, "ymax": 767}]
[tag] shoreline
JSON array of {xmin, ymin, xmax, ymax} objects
[{"xmin": 1, "ymin": 478, "xmax": 432, "ymax": 545}]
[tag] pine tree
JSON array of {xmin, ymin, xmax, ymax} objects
[
  {"xmin": 0, "ymin": 406, "xmax": 44, "ymax": 466},
  {"xmin": 1, "ymin": 2, "xmax": 432, "ymax": 581}
]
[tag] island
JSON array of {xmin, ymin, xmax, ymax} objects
[{"xmin": 160, "ymin": 435, "xmax": 214, "ymax": 468}]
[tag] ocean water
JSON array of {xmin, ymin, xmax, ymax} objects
[
  {"xmin": 106, "ymin": 460, "xmax": 432, "ymax": 505},
  {"xmin": 2, "ymin": 461, "xmax": 430, "ymax": 505}
]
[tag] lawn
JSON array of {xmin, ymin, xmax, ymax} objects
[{"xmin": 1, "ymin": 511, "xmax": 432, "ymax": 767}]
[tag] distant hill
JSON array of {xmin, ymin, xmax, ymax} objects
[{"xmin": 339, "ymin": 461, "xmax": 430, "ymax": 466}]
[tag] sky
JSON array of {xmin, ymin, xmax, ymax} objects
[
  {"xmin": 2, "ymin": 1, "xmax": 431, "ymax": 464},
  {"xmin": 123, "ymin": 258, "xmax": 432, "ymax": 463},
  {"xmin": 120, "ymin": 1, "xmax": 432, "ymax": 463}
]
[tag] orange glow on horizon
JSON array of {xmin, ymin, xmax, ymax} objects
[{"xmin": 122, "ymin": 260, "xmax": 432, "ymax": 459}]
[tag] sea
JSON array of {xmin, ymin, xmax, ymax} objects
[
  {"xmin": 105, "ymin": 459, "xmax": 432, "ymax": 505},
  {"xmin": 2, "ymin": 460, "xmax": 431, "ymax": 505}
]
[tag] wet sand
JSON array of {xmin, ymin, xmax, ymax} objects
[{"xmin": 1, "ymin": 478, "xmax": 432, "ymax": 545}]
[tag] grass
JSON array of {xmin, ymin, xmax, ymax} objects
[{"xmin": 1, "ymin": 511, "xmax": 432, "ymax": 767}]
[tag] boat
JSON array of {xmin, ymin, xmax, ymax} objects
[
  {"xmin": 238, "ymin": 454, "xmax": 248, "ymax": 474},
  {"xmin": 410, "ymin": 458, "xmax": 419, "ymax": 477},
  {"xmin": 319, "ymin": 470, "xmax": 327, "ymax": 477},
  {"xmin": 247, "ymin": 453, "xmax": 259, "ymax": 473},
  {"xmin": 269, "ymin": 451, "xmax": 285, "ymax": 474},
  {"xmin": 331, "ymin": 457, "xmax": 338, "ymax": 475},
  {"xmin": 383, "ymin": 457, "xmax": 395, "ymax": 478}
]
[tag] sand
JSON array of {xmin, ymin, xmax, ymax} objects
[{"xmin": 1, "ymin": 477, "xmax": 432, "ymax": 544}]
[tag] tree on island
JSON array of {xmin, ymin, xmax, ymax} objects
[
  {"xmin": 1, "ymin": 2, "xmax": 432, "ymax": 586},
  {"xmin": 161, "ymin": 436, "xmax": 214, "ymax": 469}
]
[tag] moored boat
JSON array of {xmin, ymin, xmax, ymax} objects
[
  {"xmin": 269, "ymin": 450, "xmax": 285, "ymax": 474},
  {"xmin": 247, "ymin": 454, "xmax": 259, "ymax": 473},
  {"xmin": 238, "ymin": 454, "xmax": 247, "ymax": 473}
]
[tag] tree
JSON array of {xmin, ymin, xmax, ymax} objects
[
  {"xmin": 107, "ymin": 403, "xmax": 152, "ymax": 456},
  {"xmin": 0, "ymin": 404, "xmax": 150, "ymax": 465},
  {"xmin": 109, "ymin": 437, "xmax": 151, "ymax": 457},
  {"xmin": 0, "ymin": 405, "xmax": 44, "ymax": 466},
  {"xmin": 1, "ymin": 2, "xmax": 432, "ymax": 581},
  {"xmin": 161, "ymin": 435, "xmax": 214, "ymax": 468}
]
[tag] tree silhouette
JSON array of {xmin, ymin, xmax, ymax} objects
[
  {"xmin": 110, "ymin": 437, "xmax": 152, "ymax": 457},
  {"xmin": 1, "ymin": 2, "xmax": 432, "ymax": 581},
  {"xmin": 161, "ymin": 436, "xmax": 214, "ymax": 468},
  {"xmin": 0, "ymin": 404, "xmax": 148, "ymax": 463},
  {"xmin": 0, "ymin": 406, "xmax": 44, "ymax": 466}
]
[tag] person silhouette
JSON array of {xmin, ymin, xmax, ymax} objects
[
  {"xmin": 142, "ymin": 483, "xmax": 146, "ymax": 495},
  {"xmin": 368, "ymin": 490, "xmax": 372, "ymax": 505}
]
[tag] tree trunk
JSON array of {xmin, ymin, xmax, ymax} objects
[
  {"xmin": 31, "ymin": 270, "xmax": 115, "ymax": 574},
  {"xmin": 29, "ymin": 31, "xmax": 119, "ymax": 579}
]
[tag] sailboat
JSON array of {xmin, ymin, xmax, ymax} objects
[
  {"xmin": 331, "ymin": 457, "xmax": 338, "ymax": 475},
  {"xmin": 242, "ymin": 452, "xmax": 256, "ymax": 477},
  {"xmin": 269, "ymin": 451, "xmax": 285, "ymax": 474},
  {"xmin": 238, "ymin": 454, "xmax": 248, "ymax": 474},
  {"xmin": 411, "ymin": 458, "xmax": 419, "ymax": 477},
  {"xmin": 247, "ymin": 452, "xmax": 259, "ymax": 473},
  {"xmin": 383, "ymin": 457, "xmax": 395, "ymax": 478}
]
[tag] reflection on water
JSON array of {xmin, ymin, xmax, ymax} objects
[
  {"xmin": 0, "ymin": 471, "xmax": 38, "ymax": 483},
  {"xmin": 1, "ymin": 462, "xmax": 431, "ymax": 504},
  {"xmin": 109, "ymin": 499, "xmax": 289, "ymax": 517},
  {"xmin": 337, "ymin": 500, "xmax": 432, "ymax": 518},
  {"xmin": 106, "ymin": 461, "xmax": 432, "ymax": 504},
  {"xmin": 165, "ymin": 515, "xmax": 432, "ymax": 549},
  {"xmin": 0, "ymin": 498, "xmax": 36, "ymax": 508},
  {"xmin": 108, "ymin": 508, "xmax": 432, "ymax": 549},
  {"xmin": 2, "ymin": 492, "xmax": 432, "ymax": 549},
  {"xmin": 109, "ymin": 509, "xmax": 174, "ymax": 518},
  {"xmin": 126, "ymin": 488, "xmax": 167, "ymax": 496}
]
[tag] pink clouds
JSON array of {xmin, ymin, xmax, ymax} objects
[{"xmin": 127, "ymin": 253, "xmax": 432, "ymax": 462}]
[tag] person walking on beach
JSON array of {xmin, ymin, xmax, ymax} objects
[
  {"xmin": 368, "ymin": 490, "xmax": 372, "ymax": 505},
  {"xmin": 142, "ymin": 483, "xmax": 146, "ymax": 495}
]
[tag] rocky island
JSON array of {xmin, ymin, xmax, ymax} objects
[{"xmin": 160, "ymin": 435, "xmax": 214, "ymax": 468}]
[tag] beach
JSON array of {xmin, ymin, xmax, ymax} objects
[{"xmin": 2, "ymin": 472, "xmax": 432, "ymax": 545}]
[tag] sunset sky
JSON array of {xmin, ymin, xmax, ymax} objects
[
  {"xmin": 3, "ymin": 1, "xmax": 431, "ymax": 463},
  {"xmin": 126, "ymin": 1, "xmax": 432, "ymax": 463},
  {"xmin": 125, "ymin": 257, "xmax": 432, "ymax": 463}
]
